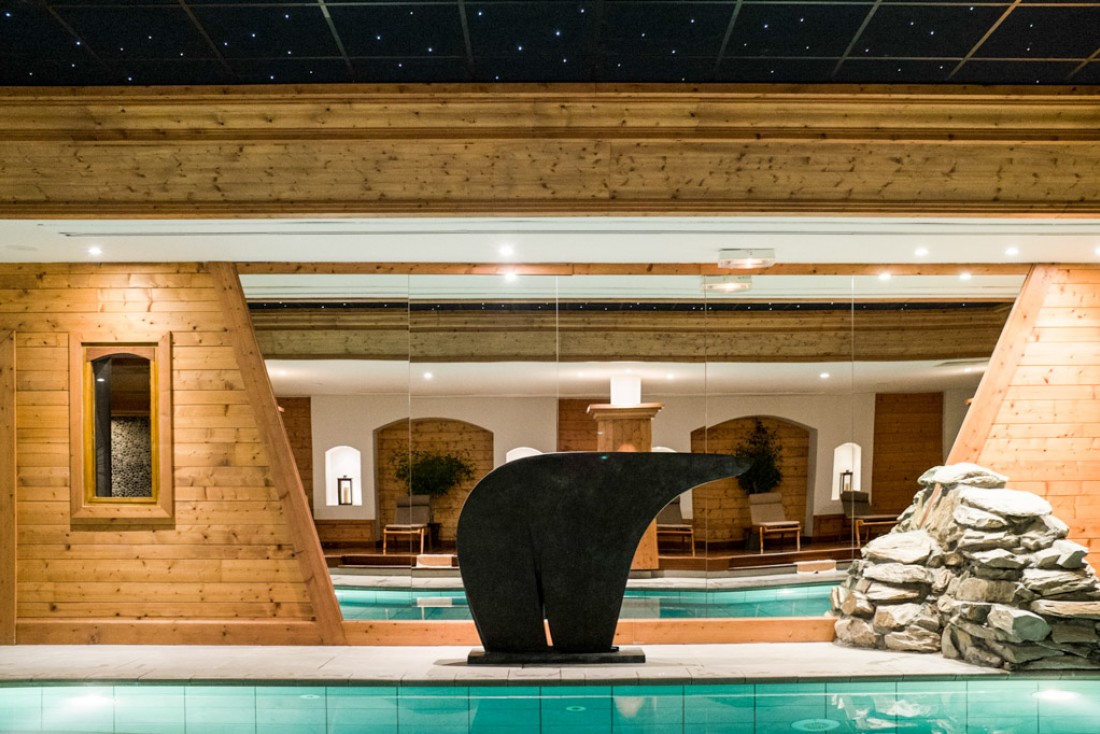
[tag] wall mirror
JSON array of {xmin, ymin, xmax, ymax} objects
[{"xmin": 248, "ymin": 268, "xmax": 1023, "ymax": 617}]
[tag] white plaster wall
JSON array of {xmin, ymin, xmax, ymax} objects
[
  {"xmin": 311, "ymin": 391, "xmax": 876, "ymax": 534},
  {"xmin": 311, "ymin": 394, "xmax": 558, "ymax": 520},
  {"xmin": 942, "ymin": 387, "xmax": 973, "ymax": 460}
]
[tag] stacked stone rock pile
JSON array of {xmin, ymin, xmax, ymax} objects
[{"xmin": 832, "ymin": 463, "xmax": 1100, "ymax": 670}]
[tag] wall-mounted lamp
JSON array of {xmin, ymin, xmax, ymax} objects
[
  {"xmin": 610, "ymin": 373, "xmax": 642, "ymax": 407},
  {"xmin": 718, "ymin": 248, "xmax": 776, "ymax": 269},
  {"xmin": 702, "ymin": 275, "xmax": 752, "ymax": 292},
  {"xmin": 337, "ymin": 476, "xmax": 353, "ymax": 506},
  {"xmin": 839, "ymin": 469, "xmax": 854, "ymax": 494}
]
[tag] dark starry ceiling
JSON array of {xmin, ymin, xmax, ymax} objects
[{"xmin": 1, "ymin": 0, "xmax": 1098, "ymax": 87}]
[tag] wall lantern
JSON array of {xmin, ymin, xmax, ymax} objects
[
  {"xmin": 337, "ymin": 476, "xmax": 353, "ymax": 506},
  {"xmin": 839, "ymin": 469, "xmax": 854, "ymax": 494}
]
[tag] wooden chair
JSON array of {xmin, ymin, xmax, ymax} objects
[
  {"xmin": 841, "ymin": 490, "xmax": 897, "ymax": 545},
  {"xmin": 748, "ymin": 492, "xmax": 802, "ymax": 554},
  {"xmin": 655, "ymin": 501, "xmax": 695, "ymax": 556},
  {"xmin": 382, "ymin": 494, "xmax": 431, "ymax": 554}
]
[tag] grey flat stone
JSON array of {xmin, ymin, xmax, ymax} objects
[
  {"xmin": 863, "ymin": 563, "xmax": 933, "ymax": 585},
  {"xmin": 986, "ymin": 604, "xmax": 1051, "ymax": 643},
  {"xmin": 966, "ymin": 548, "xmax": 1027, "ymax": 569},
  {"xmin": 954, "ymin": 577, "xmax": 1016, "ymax": 604},
  {"xmin": 884, "ymin": 626, "xmax": 941, "ymax": 653},
  {"xmin": 1030, "ymin": 600, "xmax": 1100, "ymax": 620},
  {"xmin": 958, "ymin": 487, "xmax": 1052, "ymax": 519},
  {"xmin": 923, "ymin": 463, "xmax": 1008, "ymax": 488},
  {"xmin": 862, "ymin": 531, "xmax": 936, "ymax": 566},
  {"xmin": 866, "ymin": 582, "xmax": 925, "ymax": 603},
  {"xmin": 953, "ymin": 505, "xmax": 1009, "ymax": 530},
  {"xmin": 1022, "ymin": 568, "xmax": 1098, "ymax": 596},
  {"xmin": 873, "ymin": 603, "xmax": 923, "ymax": 632}
]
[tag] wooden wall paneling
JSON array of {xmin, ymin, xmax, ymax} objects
[
  {"xmin": 950, "ymin": 266, "xmax": 1055, "ymax": 463},
  {"xmin": 949, "ymin": 265, "xmax": 1100, "ymax": 552},
  {"xmin": 689, "ymin": 417, "xmax": 810, "ymax": 545},
  {"xmin": 0, "ymin": 331, "xmax": 15, "ymax": 644},
  {"xmin": 7, "ymin": 264, "xmax": 331, "ymax": 643},
  {"xmin": 375, "ymin": 418, "xmax": 493, "ymax": 544},
  {"xmin": 871, "ymin": 393, "xmax": 945, "ymax": 513},
  {"xmin": 3, "ymin": 86, "xmax": 1099, "ymax": 217},
  {"xmin": 557, "ymin": 398, "xmax": 602, "ymax": 452},
  {"xmin": 278, "ymin": 397, "xmax": 313, "ymax": 514},
  {"xmin": 208, "ymin": 262, "xmax": 346, "ymax": 644}
]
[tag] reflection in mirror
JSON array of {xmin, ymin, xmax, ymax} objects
[
  {"xmin": 88, "ymin": 352, "xmax": 155, "ymax": 499},
  {"xmin": 247, "ymin": 269, "xmax": 1024, "ymax": 621}
]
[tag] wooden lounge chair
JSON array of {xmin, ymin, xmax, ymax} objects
[
  {"xmin": 655, "ymin": 501, "xmax": 695, "ymax": 556},
  {"xmin": 841, "ymin": 490, "xmax": 897, "ymax": 545},
  {"xmin": 749, "ymin": 492, "xmax": 801, "ymax": 554},
  {"xmin": 382, "ymin": 494, "xmax": 431, "ymax": 554}
]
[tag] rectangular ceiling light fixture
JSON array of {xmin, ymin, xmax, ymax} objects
[
  {"xmin": 718, "ymin": 248, "xmax": 776, "ymax": 269},
  {"xmin": 702, "ymin": 275, "xmax": 753, "ymax": 292}
]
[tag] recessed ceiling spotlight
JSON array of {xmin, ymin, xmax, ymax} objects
[
  {"xmin": 88, "ymin": 246, "xmax": 103, "ymax": 256},
  {"xmin": 717, "ymin": 248, "xmax": 775, "ymax": 269},
  {"xmin": 959, "ymin": 272, "xmax": 972, "ymax": 281},
  {"xmin": 914, "ymin": 247, "xmax": 929, "ymax": 257},
  {"xmin": 878, "ymin": 272, "xmax": 892, "ymax": 282},
  {"xmin": 1094, "ymin": 246, "xmax": 1100, "ymax": 257},
  {"xmin": 423, "ymin": 372, "xmax": 433, "ymax": 380},
  {"xmin": 702, "ymin": 275, "xmax": 752, "ymax": 292},
  {"xmin": 503, "ymin": 270, "xmax": 518, "ymax": 282},
  {"xmin": 666, "ymin": 373, "xmax": 675, "ymax": 380},
  {"xmin": 1005, "ymin": 247, "xmax": 1020, "ymax": 256},
  {"xmin": 819, "ymin": 372, "xmax": 830, "ymax": 380},
  {"xmin": 498, "ymin": 244, "xmax": 515, "ymax": 257}
]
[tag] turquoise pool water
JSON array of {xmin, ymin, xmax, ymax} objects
[
  {"xmin": 2, "ymin": 678, "xmax": 1096, "ymax": 733},
  {"xmin": 336, "ymin": 582, "xmax": 835, "ymax": 621}
]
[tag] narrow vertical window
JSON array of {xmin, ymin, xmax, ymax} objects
[{"xmin": 70, "ymin": 335, "xmax": 173, "ymax": 523}]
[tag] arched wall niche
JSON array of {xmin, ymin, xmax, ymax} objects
[
  {"xmin": 374, "ymin": 417, "xmax": 494, "ymax": 543},
  {"xmin": 324, "ymin": 445, "xmax": 362, "ymax": 507},
  {"xmin": 689, "ymin": 415, "xmax": 815, "ymax": 545}
]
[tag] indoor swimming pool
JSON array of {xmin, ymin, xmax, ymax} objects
[
  {"xmin": 1, "ymin": 677, "xmax": 1095, "ymax": 733},
  {"xmin": 336, "ymin": 581, "xmax": 835, "ymax": 621}
]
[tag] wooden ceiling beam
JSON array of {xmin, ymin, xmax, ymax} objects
[{"xmin": 2, "ymin": 84, "xmax": 1098, "ymax": 218}]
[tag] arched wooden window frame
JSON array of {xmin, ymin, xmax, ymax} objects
[{"xmin": 69, "ymin": 333, "xmax": 174, "ymax": 524}]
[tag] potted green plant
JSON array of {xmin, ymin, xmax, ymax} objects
[
  {"xmin": 392, "ymin": 449, "xmax": 475, "ymax": 499},
  {"xmin": 734, "ymin": 419, "xmax": 784, "ymax": 494}
]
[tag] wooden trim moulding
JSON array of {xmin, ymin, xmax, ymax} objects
[
  {"xmin": 948, "ymin": 264, "xmax": 1056, "ymax": 463},
  {"xmin": 16, "ymin": 620, "xmax": 325, "ymax": 646},
  {"xmin": 0, "ymin": 331, "xmax": 14, "ymax": 645},
  {"xmin": 208, "ymin": 262, "xmax": 347, "ymax": 645},
  {"xmin": 236, "ymin": 262, "xmax": 1033, "ymax": 277}
]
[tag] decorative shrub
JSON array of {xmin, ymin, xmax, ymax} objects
[
  {"xmin": 735, "ymin": 419, "xmax": 784, "ymax": 494},
  {"xmin": 392, "ymin": 450, "xmax": 475, "ymax": 498}
]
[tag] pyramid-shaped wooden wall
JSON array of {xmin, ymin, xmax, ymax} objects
[
  {"xmin": 950, "ymin": 265, "xmax": 1100, "ymax": 551},
  {"xmin": 0, "ymin": 262, "xmax": 342, "ymax": 645}
]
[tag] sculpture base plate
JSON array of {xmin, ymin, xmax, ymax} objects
[{"xmin": 467, "ymin": 647, "xmax": 645, "ymax": 666}]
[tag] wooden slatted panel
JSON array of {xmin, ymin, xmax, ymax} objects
[
  {"xmin": 871, "ymin": 393, "xmax": 944, "ymax": 513},
  {"xmin": 950, "ymin": 266, "xmax": 1100, "ymax": 553},
  {"xmin": 375, "ymin": 418, "xmax": 493, "ymax": 544},
  {"xmin": 689, "ymin": 417, "xmax": 810, "ymax": 544},
  {"xmin": 0, "ymin": 332, "xmax": 14, "ymax": 644},
  {"xmin": 557, "ymin": 398, "xmax": 602, "ymax": 452},
  {"xmin": 278, "ymin": 397, "xmax": 313, "ymax": 514},
  {"xmin": 0, "ymin": 263, "xmax": 329, "ymax": 643}
]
